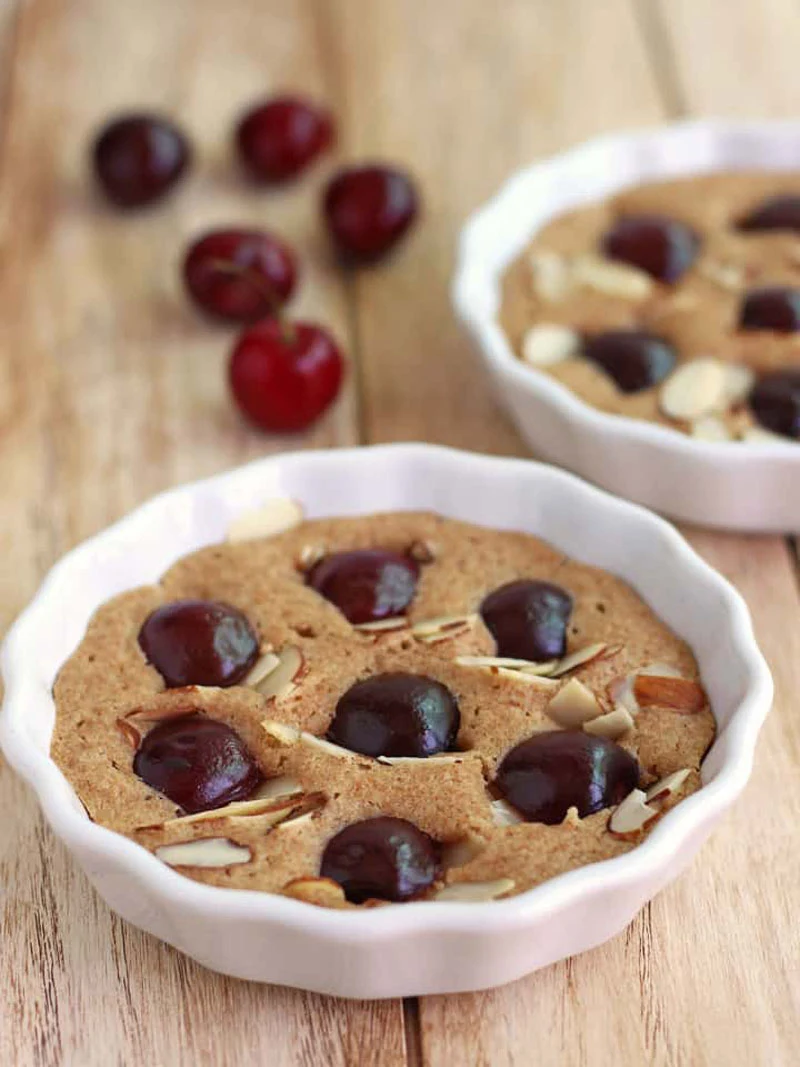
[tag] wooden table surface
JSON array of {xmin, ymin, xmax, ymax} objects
[{"xmin": 1, "ymin": 1, "xmax": 798, "ymax": 1063}]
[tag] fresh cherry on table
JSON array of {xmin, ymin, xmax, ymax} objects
[
  {"xmin": 183, "ymin": 229, "xmax": 297, "ymax": 322},
  {"xmin": 739, "ymin": 287, "xmax": 800, "ymax": 332},
  {"xmin": 582, "ymin": 330, "xmax": 677, "ymax": 393},
  {"xmin": 133, "ymin": 713, "xmax": 263, "ymax": 813},
  {"xmin": 480, "ymin": 579, "xmax": 573, "ymax": 662},
  {"xmin": 328, "ymin": 672, "xmax": 461, "ymax": 758},
  {"xmin": 748, "ymin": 370, "xmax": 800, "ymax": 439},
  {"xmin": 236, "ymin": 95, "xmax": 334, "ymax": 183},
  {"xmin": 228, "ymin": 318, "xmax": 344, "ymax": 433},
  {"xmin": 92, "ymin": 114, "xmax": 190, "ymax": 208},
  {"xmin": 494, "ymin": 731, "xmax": 640, "ymax": 825},
  {"xmin": 322, "ymin": 165, "xmax": 418, "ymax": 263},
  {"xmin": 306, "ymin": 549, "xmax": 419, "ymax": 624},
  {"xmin": 320, "ymin": 816, "xmax": 440, "ymax": 902},
  {"xmin": 601, "ymin": 214, "xmax": 699, "ymax": 283},
  {"xmin": 138, "ymin": 599, "xmax": 259, "ymax": 688},
  {"xmin": 737, "ymin": 194, "xmax": 800, "ymax": 232}
]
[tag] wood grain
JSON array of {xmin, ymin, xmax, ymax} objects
[{"xmin": 1, "ymin": 0, "xmax": 799, "ymax": 1064}]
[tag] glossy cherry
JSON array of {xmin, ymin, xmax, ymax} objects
[
  {"xmin": 138, "ymin": 599, "xmax": 259, "ymax": 688},
  {"xmin": 480, "ymin": 579, "xmax": 573, "ymax": 662},
  {"xmin": 739, "ymin": 287, "xmax": 800, "ymax": 333},
  {"xmin": 328, "ymin": 672, "xmax": 460, "ymax": 758},
  {"xmin": 601, "ymin": 214, "xmax": 699, "ymax": 282},
  {"xmin": 306, "ymin": 549, "xmax": 419, "ymax": 624},
  {"xmin": 92, "ymin": 114, "xmax": 190, "ymax": 208},
  {"xmin": 183, "ymin": 229, "xmax": 297, "ymax": 322},
  {"xmin": 737, "ymin": 194, "xmax": 800, "ymax": 233},
  {"xmin": 322, "ymin": 165, "xmax": 418, "ymax": 263},
  {"xmin": 320, "ymin": 816, "xmax": 440, "ymax": 903},
  {"xmin": 582, "ymin": 330, "xmax": 677, "ymax": 393},
  {"xmin": 229, "ymin": 318, "xmax": 344, "ymax": 433},
  {"xmin": 495, "ymin": 731, "xmax": 640, "ymax": 825},
  {"xmin": 133, "ymin": 713, "xmax": 263, "ymax": 813},
  {"xmin": 748, "ymin": 370, "xmax": 800, "ymax": 439},
  {"xmin": 236, "ymin": 96, "xmax": 333, "ymax": 183}
]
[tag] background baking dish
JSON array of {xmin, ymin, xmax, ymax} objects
[
  {"xmin": 0, "ymin": 444, "xmax": 772, "ymax": 997},
  {"xmin": 452, "ymin": 119, "xmax": 800, "ymax": 532}
]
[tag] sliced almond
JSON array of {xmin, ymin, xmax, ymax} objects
[
  {"xmin": 375, "ymin": 752, "xmax": 466, "ymax": 766},
  {"xmin": 723, "ymin": 363, "xmax": 755, "ymax": 406},
  {"xmin": 608, "ymin": 663, "xmax": 682, "ymax": 715},
  {"xmin": 126, "ymin": 704, "xmax": 199, "ymax": 725},
  {"xmin": 698, "ymin": 259, "xmax": 746, "ymax": 292},
  {"xmin": 243, "ymin": 649, "xmax": 280, "ymax": 688},
  {"xmin": 255, "ymin": 775, "xmax": 303, "ymax": 801},
  {"xmin": 116, "ymin": 718, "xmax": 141, "ymax": 748},
  {"xmin": 573, "ymin": 253, "xmax": 653, "ymax": 300},
  {"xmin": 660, "ymin": 358, "xmax": 728, "ymax": 421},
  {"xmin": 488, "ymin": 666, "xmax": 559, "ymax": 688},
  {"xmin": 528, "ymin": 250, "xmax": 573, "ymax": 302},
  {"xmin": 549, "ymin": 642, "xmax": 613, "ymax": 678},
  {"xmin": 256, "ymin": 645, "xmax": 304, "ymax": 700},
  {"xmin": 633, "ymin": 674, "xmax": 707, "ymax": 714},
  {"xmin": 282, "ymin": 876, "xmax": 347, "ymax": 907},
  {"xmin": 226, "ymin": 497, "xmax": 303, "ymax": 543},
  {"xmin": 546, "ymin": 678, "xmax": 602, "ymax": 727},
  {"xmin": 408, "ymin": 539, "xmax": 437, "ymax": 563},
  {"xmin": 155, "ymin": 837, "xmax": 252, "ymax": 868},
  {"xmin": 162, "ymin": 793, "xmax": 306, "ymax": 829},
  {"xmin": 521, "ymin": 323, "xmax": 581, "ymax": 367},
  {"xmin": 583, "ymin": 705, "xmax": 635, "ymax": 740},
  {"xmin": 490, "ymin": 798, "xmax": 524, "ymax": 826},
  {"xmin": 352, "ymin": 617, "xmax": 409, "ymax": 633},
  {"xmin": 562, "ymin": 805, "xmax": 581, "ymax": 828},
  {"xmin": 455, "ymin": 655, "xmax": 557, "ymax": 675},
  {"xmin": 434, "ymin": 878, "xmax": 515, "ymax": 902},
  {"xmin": 441, "ymin": 836, "xmax": 485, "ymax": 870},
  {"xmin": 297, "ymin": 544, "xmax": 325, "ymax": 571},
  {"xmin": 261, "ymin": 720, "xmax": 358, "ymax": 760},
  {"xmin": 608, "ymin": 789, "xmax": 659, "ymax": 837},
  {"xmin": 691, "ymin": 415, "xmax": 732, "ymax": 442},
  {"xmin": 645, "ymin": 768, "xmax": 692, "ymax": 804},
  {"xmin": 411, "ymin": 614, "xmax": 477, "ymax": 638}
]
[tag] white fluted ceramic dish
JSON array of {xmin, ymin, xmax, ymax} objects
[
  {"xmin": 0, "ymin": 445, "xmax": 772, "ymax": 997},
  {"xmin": 453, "ymin": 120, "xmax": 800, "ymax": 531}
]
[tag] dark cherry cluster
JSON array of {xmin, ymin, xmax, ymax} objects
[{"xmin": 90, "ymin": 97, "xmax": 420, "ymax": 434}]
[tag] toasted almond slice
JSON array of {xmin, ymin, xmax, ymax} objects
[
  {"xmin": 528, "ymin": 250, "xmax": 573, "ymax": 302},
  {"xmin": 126, "ymin": 704, "xmax": 199, "ymax": 725},
  {"xmin": 282, "ymin": 876, "xmax": 347, "ymax": 907},
  {"xmin": 226, "ymin": 498, "xmax": 303, "ymax": 543},
  {"xmin": 490, "ymin": 666, "xmax": 560, "ymax": 688},
  {"xmin": 573, "ymin": 253, "xmax": 653, "ymax": 299},
  {"xmin": 411, "ymin": 613, "xmax": 477, "ymax": 638},
  {"xmin": 456, "ymin": 655, "xmax": 551, "ymax": 672},
  {"xmin": 518, "ymin": 660, "xmax": 561, "ymax": 676},
  {"xmin": 608, "ymin": 663, "xmax": 682, "ymax": 715},
  {"xmin": 155, "ymin": 837, "xmax": 252, "ymax": 868},
  {"xmin": 243, "ymin": 650, "xmax": 281, "ymax": 688},
  {"xmin": 408, "ymin": 539, "xmax": 437, "ymax": 563},
  {"xmin": 583, "ymin": 705, "xmax": 635, "ymax": 740},
  {"xmin": 260, "ymin": 720, "xmax": 357, "ymax": 760},
  {"xmin": 491, "ymin": 798, "xmax": 524, "ymax": 826},
  {"xmin": 608, "ymin": 790, "xmax": 659, "ymax": 837},
  {"xmin": 352, "ymin": 617, "xmax": 410, "ymax": 633},
  {"xmin": 274, "ymin": 810, "xmax": 317, "ymax": 831},
  {"xmin": 645, "ymin": 768, "xmax": 692, "ymax": 804},
  {"xmin": 116, "ymin": 718, "xmax": 141, "ymax": 748},
  {"xmin": 562, "ymin": 805, "xmax": 581, "ymax": 828},
  {"xmin": 549, "ymin": 642, "xmax": 612, "ymax": 678},
  {"xmin": 261, "ymin": 720, "xmax": 301, "ymax": 745},
  {"xmin": 660, "ymin": 358, "xmax": 728, "ymax": 421},
  {"xmin": 521, "ymin": 323, "xmax": 581, "ymax": 367},
  {"xmin": 633, "ymin": 674, "xmax": 707, "ymax": 714},
  {"xmin": 546, "ymin": 678, "xmax": 603, "ymax": 727},
  {"xmin": 375, "ymin": 752, "xmax": 466, "ymax": 766},
  {"xmin": 691, "ymin": 415, "xmax": 732, "ymax": 442},
  {"xmin": 698, "ymin": 259, "xmax": 746, "ymax": 291},
  {"xmin": 256, "ymin": 645, "xmax": 304, "ymax": 701},
  {"xmin": 297, "ymin": 544, "xmax": 325, "ymax": 571},
  {"xmin": 441, "ymin": 835, "xmax": 485, "ymax": 869},
  {"xmin": 255, "ymin": 775, "xmax": 303, "ymax": 801},
  {"xmin": 434, "ymin": 878, "xmax": 515, "ymax": 902},
  {"xmin": 163, "ymin": 793, "xmax": 305, "ymax": 828}
]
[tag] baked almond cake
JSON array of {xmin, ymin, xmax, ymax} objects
[
  {"xmin": 501, "ymin": 173, "xmax": 800, "ymax": 442},
  {"xmin": 52, "ymin": 501, "xmax": 715, "ymax": 907}
]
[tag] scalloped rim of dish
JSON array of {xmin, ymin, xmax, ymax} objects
[
  {"xmin": 452, "ymin": 118, "xmax": 800, "ymax": 466},
  {"xmin": 0, "ymin": 444, "xmax": 773, "ymax": 946}
]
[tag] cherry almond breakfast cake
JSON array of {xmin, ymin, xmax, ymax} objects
[
  {"xmin": 52, "ymin": 503, "xmax": 715, "ymax": 907},
  {"xmin": 500, "ymin": 173, "xmax": 800, "ymax": 442}
]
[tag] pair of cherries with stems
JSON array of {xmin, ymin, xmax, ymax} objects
[{"xmin": 92, "ymin": 96, "xmax": 419, "ymax": 432}]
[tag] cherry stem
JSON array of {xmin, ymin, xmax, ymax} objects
[{"xmin": 206, "ymin": 258, "xmax": 297, "ymax": 345}]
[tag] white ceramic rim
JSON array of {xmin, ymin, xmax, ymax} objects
[
  {"xmin": 452, "ymin": 118, "xmax": 800, "ymax": 468},
  {"xmin": 0, "ymin": 444, "xmax": 773, "ymax": 945}
]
